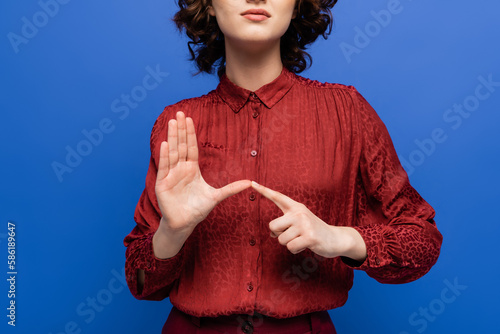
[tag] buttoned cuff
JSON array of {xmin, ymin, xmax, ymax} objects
[{"xmin": 341, "ymin": 225, "xmax": 402, "ymax": 270}]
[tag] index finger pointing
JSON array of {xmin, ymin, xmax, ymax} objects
[{"xmin": 251, "ymin": 181, "xmax": 296, "ymax": 212}]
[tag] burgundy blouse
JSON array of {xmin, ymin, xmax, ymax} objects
[{"xmin": 123, "ymin": 67, "xmax": 443, "ymax": 319}]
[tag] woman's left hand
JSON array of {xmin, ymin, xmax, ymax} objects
[{"xmin": 250, "ymin": 181, "xmax": 367, "ymax": 261}]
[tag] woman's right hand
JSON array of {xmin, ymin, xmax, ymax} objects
[{"xmin": 155, "ymin": 111, "xmax": 251, "ymax": 235}]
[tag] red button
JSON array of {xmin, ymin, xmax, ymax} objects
[
  {"xmin": 252, "ymin": 112, "xmax": 259, "ymax": 118},
  {"xmin": 249, "ymin": 238, "xmax": 256, "ymax": 246},
  {"xmin": 249, "ymin": 193, "xmax": 256, "ymax": 201},
  {"xmin": 247, "ymin": 283, "xmax": 253, "ymax": 292},
  {"xmin": 250, "ymin": 150, "xmax": 257, "ymax": 157}
]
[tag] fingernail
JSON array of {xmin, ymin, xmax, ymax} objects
[{"xmin": 252, "ymin": 181, "xmax": 260, "ymax": 187}]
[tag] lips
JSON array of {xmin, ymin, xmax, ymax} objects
[{"xmin": 240, "ymin": 9, "xmax": 271, "ymax": 18}]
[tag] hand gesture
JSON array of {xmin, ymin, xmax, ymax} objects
[
  {"xmin": 251, "ymin": 181, "xmax": 367, "ymax": 261},
  {"xmin": 155, "ymin": 111, "xmax": 251, "ymax": 234}
]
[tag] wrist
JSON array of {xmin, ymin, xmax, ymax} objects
[
  {"xmin": 339, "ymin": 226, "xmax": 367, "ymax": 262},
  {"xmin": 158, "ymin": 217, "xmax": 193, "ymax": 236},
  {"xmin": 152, "ymin": 218, "xmax": 191, "ymax": 259}
]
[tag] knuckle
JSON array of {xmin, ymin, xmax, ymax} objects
[
  {"xmin": 303, "ymin": 230, "xmax": 314, "ymax": 241},
  {"xmin": 293, "ymin": 210, "xmax": 307, "ymax": 221},
  {"xmin": 297, "ymin": 203, "xmax": 308, "ymax": 212}
]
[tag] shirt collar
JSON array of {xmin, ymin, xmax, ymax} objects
[{"xmin": 215, "ymin": 66, "xmax": 295, "ymax": 113}]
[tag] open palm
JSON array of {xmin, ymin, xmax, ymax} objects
[{"xmin": 155, "ymin": 111, "xmax": 251, "ymax": 233}]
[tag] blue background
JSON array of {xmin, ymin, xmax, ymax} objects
[{"xmin": 1, "ymin": 0, "xmax": 499, "ymax": 333}]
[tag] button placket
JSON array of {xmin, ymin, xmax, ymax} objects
[
  {"xmin": 252, "ymin": 102, "xmax": 260, "ymax": 119},
  {"xmin": 250, "ymin": 95, "xmax": 261, "ymax": 156},
  {"xmin": 250, "ymin": 92, "xmax": 261, "ymax": 119},
  {"xmin": 243, "ymin": 93, "xmax": 261, "ymax": 303}
]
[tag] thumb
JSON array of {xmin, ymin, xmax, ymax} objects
[{"xmin": 215, "ymin": 180, "xmax": 252, "ymax": 203}]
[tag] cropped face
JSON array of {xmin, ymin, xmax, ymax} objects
[{"xmin": 208, "ymin": 0, "xmax": 297, "ymax": 49}]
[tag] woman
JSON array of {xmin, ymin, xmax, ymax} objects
[{"xmin": 123, "ymin": 0, "xmax": 443, "ymax": 332}]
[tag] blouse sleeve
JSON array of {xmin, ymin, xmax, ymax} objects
[
  {"xmin": 341, "ymin": 88, "xmax": 443, "ymax": 284},
  {"xmin": 123, "ymin": 112, "xmax": 185, "ymax": 300}
]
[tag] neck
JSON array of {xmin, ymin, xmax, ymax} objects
[{"xmin": 223, "ymin": 39, "xmax": 283, "ymax": 92}]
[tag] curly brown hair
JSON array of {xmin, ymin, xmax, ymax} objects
[{"xmin": 172, "ymin": 0, "xmax": 338, "ymax": 78}]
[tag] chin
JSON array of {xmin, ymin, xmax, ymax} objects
[{"xmin": 229, "ymin": 34, "xmax": 280, "ymax": 46}]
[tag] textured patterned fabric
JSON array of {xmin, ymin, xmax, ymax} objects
[{"xmin": 123, "ymin": 67, "xmax": 443, "ymax": 319}]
